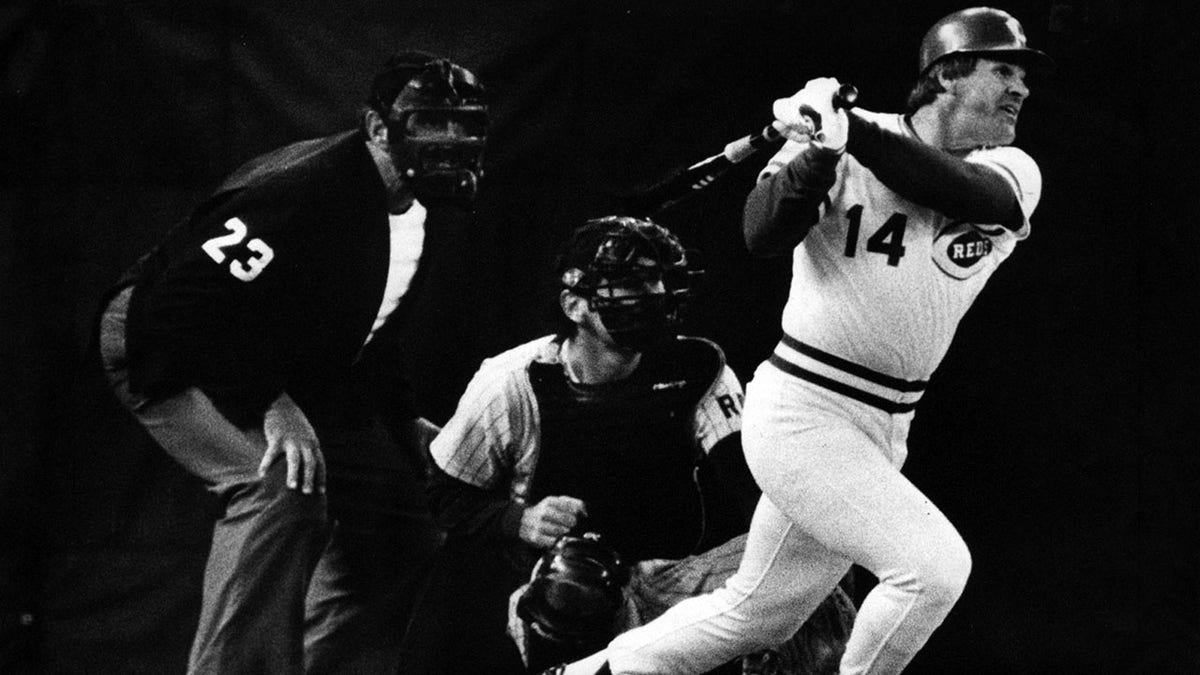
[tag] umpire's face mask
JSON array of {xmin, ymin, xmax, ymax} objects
[{"xmin": 386, "ymin": 105, "xmax": 488, "ymax": 207}]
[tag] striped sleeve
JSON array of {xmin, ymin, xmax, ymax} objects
[
  {"xmin": 693, "ymin": 364, "xmax": 744, "ymax": 455},
  {"xmin": 429, "ymin": 339, "xmax": 544, "ymax": 489}
]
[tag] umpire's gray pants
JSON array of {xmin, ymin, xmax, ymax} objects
[{"xmin": 98, "ymin": 287, "xmax": 440, "ymax": 674}]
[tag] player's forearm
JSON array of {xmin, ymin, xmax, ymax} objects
[
  {"xmin": 427, "ymin": 464, "xmax": 524, "ymax": 544},
  {"xmin": 743, "ymin": 146, "xmax": 840, "ymax": 257},
  {"xmin": 846, "ymin": 114, "xmax": 1021, "ymax": 226}
]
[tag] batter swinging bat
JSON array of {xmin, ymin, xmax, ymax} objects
[{"xmin": 626, "ymin": 83, "xmax": 858, "ymax": 217}]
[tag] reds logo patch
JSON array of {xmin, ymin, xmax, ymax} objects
[{"xmin": 931, "ymin": 221, "xmax": 1002, "ymax": 279}]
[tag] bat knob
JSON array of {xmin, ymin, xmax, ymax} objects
[{"xmin": 833, "ymin": 84, "xmax": 859, "ymax": 110}]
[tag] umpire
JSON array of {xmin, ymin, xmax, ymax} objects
[{"xmin": 95, "ymin": 51, "xmax": 487, "ymax": 674}]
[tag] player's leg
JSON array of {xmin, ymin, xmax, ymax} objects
[
  {"xmin": 603, "ymin": 365, "xmax": 968, "ymax": 674},
  {"xmin": 112, "ymin": 388, "xmax": 331, "ymax": 673},
  {"xmin": 798, "ymin": 470, "xmax": 970, "ymax": 675},
  {"xmin": 188, "ymin": 452, "xmax": 330, "ymax": 674},
  {"xmin": 627, "ymin": 534, "xmax": 751, "ymax": 624},
  {"xmin": 744, "ymin": 383, "xmax": 971, "ymax": 675},
  {"xmin": 303, "ymin": 418, "xmax": 442, "ymax": 674},
  {"xmin": 604, "ymin": 495, "xmax": 852, "ymax": 673},
  {"xmin": 396, "ymin": 537, "xmax": 529, "ymax": 675},
  {"xmin": 629, "ymin": 533, "xmax": 854, "ymax": 675},
  {"xmin": 556, "ymin": 364, "xmax": 855, "ymax": 674},
  {"xmin": 99, "ymin": 288, "xmax": 331, "ymax": 674}
]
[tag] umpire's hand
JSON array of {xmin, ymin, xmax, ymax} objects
[
  {"xmin": 520, "ymin": 496, "xmax": 588, "ymax": 549},
  {"xmin": 259, "ymin": 392, "xmax": 326, "ymax": 495}
]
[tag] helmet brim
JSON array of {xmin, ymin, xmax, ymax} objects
[{"xmin": 922, "ymin": 46, "xmax": 1055, "ymax": 78}]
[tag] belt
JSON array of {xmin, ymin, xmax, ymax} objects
[{"xmin": 767, "ymin": 333, "xmax": 927, "ymax": 414}]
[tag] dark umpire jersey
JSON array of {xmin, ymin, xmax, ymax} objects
[{"xmin": 109, "ymin": 128, "xmax": 459, "ymax": 433}]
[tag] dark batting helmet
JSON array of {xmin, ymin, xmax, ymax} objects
[
  {"xmin": 516, "ymin": 533, "xmax": 630, "ymax": 646},
  {"xmin": 918, "ymin": 7, "xmax": 1053, "ymax": 75}
]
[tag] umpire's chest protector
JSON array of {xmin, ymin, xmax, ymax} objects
[{"xmin": 527, "ymin": 338, "xmax": 722, "ymax": 562}]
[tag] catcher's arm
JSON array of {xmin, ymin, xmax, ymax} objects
[{"xmin": 426, "ymin": 464, "xmax": 525, "ymax": 544}]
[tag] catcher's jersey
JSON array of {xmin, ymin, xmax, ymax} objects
[
  {"xmin": 430, "ymin": 335, "xmax": 744, "ymax": 506},
  {"xmin": 768, "ymin": 110, "xmax": 1041, "ymax": 382}
]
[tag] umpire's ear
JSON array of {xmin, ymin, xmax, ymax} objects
[
  {"xmin": 364, "ymin": 107, "xmax": 389, "ymax": 146},
  {"xmin": 560, "ymin": 288, "xmax": 590, "ymax": 325}
]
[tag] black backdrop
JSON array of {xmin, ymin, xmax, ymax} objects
[{"xmin": 2, "ymin": 0, "xmax": 1198, "ymax": 672}]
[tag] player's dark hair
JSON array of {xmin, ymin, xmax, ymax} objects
[
  {"xmin": 905, "ymin": 54, "xmax": 978, "ymax": 113},
  {"xmin": 362, "ymin": 50, "xmax": 485, "ymax": 129}
]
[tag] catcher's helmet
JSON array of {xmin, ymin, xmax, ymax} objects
[
  {"xmin": 516, "ymin": 533, "xmax": 630, "ymax": 645},
  {"xmin": 918, "ymin": 7, "xmax": 1052, "ymax": 75},
  {"xmin": 558, "ymin": 216, "xmax": 699, "ymax": 352}
]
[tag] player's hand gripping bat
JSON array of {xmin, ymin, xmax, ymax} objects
[{"xmin": 626, "ymin": 83, "xmax": 858, "ymax": 216}]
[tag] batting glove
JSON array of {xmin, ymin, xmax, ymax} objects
[{"xmin": 772, "ymin": 77, "xmax": 849, "ymax": 152}]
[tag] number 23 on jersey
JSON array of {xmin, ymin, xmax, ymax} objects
[{"xmin": 201, "ymin": 217, "xmax": 275, "ymax": 282}]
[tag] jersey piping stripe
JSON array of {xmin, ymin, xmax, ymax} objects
[
  {"xmin": 767, "ymin": 354, "xmax": 919, "ymax": 415},
  {"xmin": 779, "ymin": 333, "xmax": 928, "ymax": 392}
]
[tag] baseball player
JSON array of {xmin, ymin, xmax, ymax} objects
[
  {"xmin": 96, "ymin": 52, "xmax": 487, "ymax": 673},
  {"xmin": 555, "ymin": 7, "xmax": 1050, "ymax": 674},
  {"xmin": 408, "ymin": 216, "xmax": 853, "ymax": 674}
]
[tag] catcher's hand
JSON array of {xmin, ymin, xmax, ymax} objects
[{"xmin": 520, "ymin": 495, "xmax": 588, "ymax": 548}]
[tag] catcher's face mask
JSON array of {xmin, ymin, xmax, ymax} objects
[
  {"xmin": 588, "ymin": 269, "xmax": 673, "ymax": 354},
  {"xmin": 561, "ymin": 218, "xmax": 696, "ymax": 354}
]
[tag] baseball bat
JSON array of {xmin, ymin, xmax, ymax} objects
[{"xmin": 626, "ymin": 83, "xmax": 858, "ymax": 216}]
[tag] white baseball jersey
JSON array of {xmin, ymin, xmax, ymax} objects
[
  {"xmin": 430, "ymin": 335, "xmax": 745, "ymax": 506},
  {"xmin": 766, "ymin": 110, "xmax": 1041, "ymax": 388}
]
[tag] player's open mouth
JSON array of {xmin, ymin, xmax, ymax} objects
[{"xmin": 999, "ymin": 104, "xmax": 1020, "ymax": 119}]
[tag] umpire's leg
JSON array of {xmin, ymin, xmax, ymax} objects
[
  {"xmin": 99, "ymin": 287, "xmax": 331, "ymax": 674},
  {"xmin": 303, "ymin": 417, "xmax": 443, "ymax": 674}
]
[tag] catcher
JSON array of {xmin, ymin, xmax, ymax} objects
[{"xmin": 408, "ymin": 216, "xmax": 854, "ymax": 674}]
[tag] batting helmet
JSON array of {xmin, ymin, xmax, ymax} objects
[
  {"xmin": 516, "ymin": 533, "xmax": 630, "ymax": 645},
  {"xmin": 918, "ymin": 7, "xmax": 1053, "ymax": 75}
]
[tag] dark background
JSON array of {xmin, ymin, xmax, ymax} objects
[{"xmin": 2, "ymin": 0, "xmax": 1197, "ymax": 672}]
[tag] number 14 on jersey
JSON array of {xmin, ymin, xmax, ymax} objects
[{"xmin": 843, "ymin": 205, "xmax": 907, "ymax": 267}]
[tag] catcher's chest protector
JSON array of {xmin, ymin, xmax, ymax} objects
[{"xmin": 528, "ymin": 338, "xmax": 721, "ymax": 561}]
